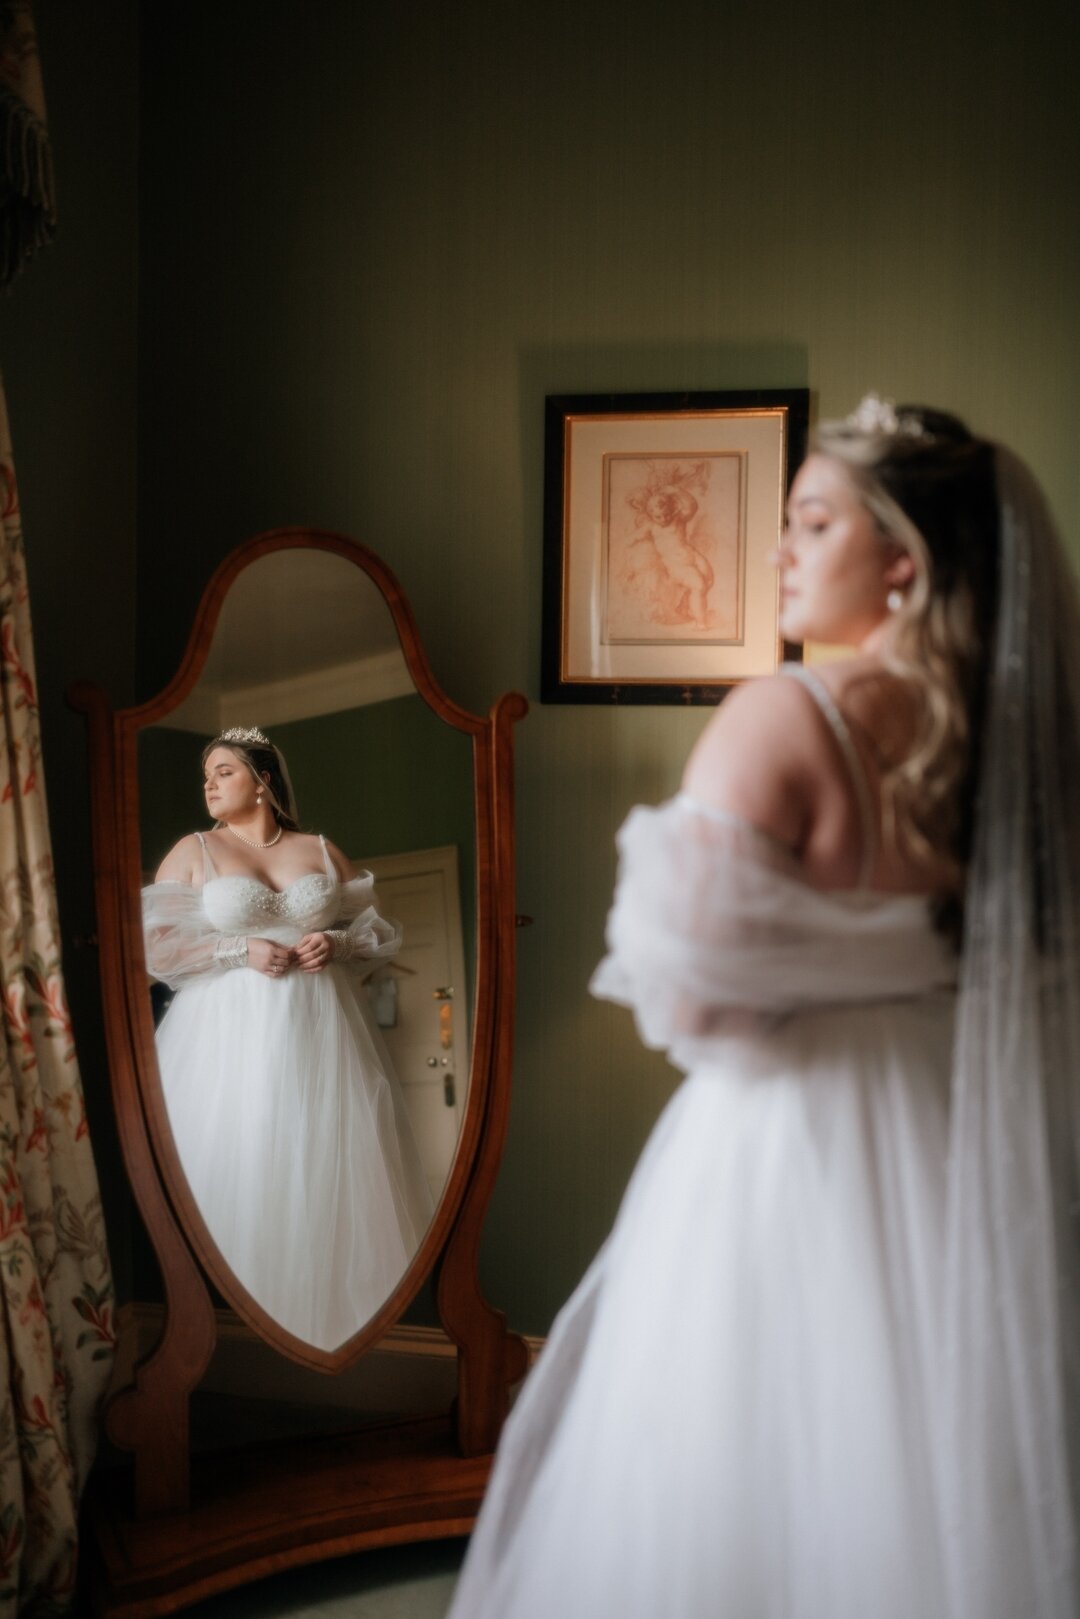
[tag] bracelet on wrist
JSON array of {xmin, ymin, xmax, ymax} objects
[{"xmin": 214, "ymin": 936, "xmax": 248, "ymax": 970}]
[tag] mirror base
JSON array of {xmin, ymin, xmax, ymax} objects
[
  {"xmin": 70, "ymin": 533, "xmax": 529, "ymax": 1606},
  {"xmin": 84, "ymin": 1413, "xmax": 486, "ymax": 1617}
]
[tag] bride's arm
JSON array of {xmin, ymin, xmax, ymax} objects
[
  {"xmin": 321, "ymin": 838, "xmax": 357, "ymax": 882},
  {"xmin": 144, "ymin": 835, "xmax": 288, "ymax": 984},
  {"xmin": 154, "ymin": 833, "xmax": 202, "ymax": 885}
]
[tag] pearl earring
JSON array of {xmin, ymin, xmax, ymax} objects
[
  {"xmin": 256, "ymin": 791, "xmax": 263, "ymax": 803},
  {"xmin": 886, "ymin": 588, "xmax": 904, "ymax": 613}
]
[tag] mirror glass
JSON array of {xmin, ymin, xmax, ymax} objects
[{"xmin": 137, "ymin": 549, "xmax": 475, "ymax": 1354}]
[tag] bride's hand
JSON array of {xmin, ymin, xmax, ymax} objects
[
  {"xmin": 295, "ymin": 932, "xmax": 334, "ymax": 973},
  {"xmin": 246, "ymin": 937, "xmax": 293, "ymax": 978}
]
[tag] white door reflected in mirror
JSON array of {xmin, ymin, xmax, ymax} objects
[{"xmin": 360, "ymin": 847, "xmax": 471, "ymax": 1204}]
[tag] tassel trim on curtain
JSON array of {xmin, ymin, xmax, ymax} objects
[{"xmin": 0, "ymin": 0, "xmax": 57, "ymax": 292}]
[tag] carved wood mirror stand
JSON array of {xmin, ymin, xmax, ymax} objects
[{"xmin": 71, "ymin": 529, "xmax": 528, "ymax": 1616}]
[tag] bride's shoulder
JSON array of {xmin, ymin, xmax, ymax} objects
[
  {"xmin": 724, "ymin": 657, "xmax": 916, "ymax": 761},
  {"xmin": 683, "ymin": 669, "xmax": 833, "ymax": 785},
  {"xmin": 715, "ymin": 668, "xmax": 820, "ymax": 725},
  {"xmin": 681, "ymin": 673, "xmax": 826, "ymax": 854},
  {"xmin": 689, "ymin": 672, "xmax": 823, "ymax": 767},
  {"xmin": 679, "ymin": 659, "xmax": 912, "ymax": 852},
  {"xmin": 287, "ymin": 830, "xmax": 325, "ymax": 854},
  {"xmin": 154, "ymin": 832, "xmax": 204, "ymax": 885},
  {"xmin": 300, "ymin": 832, "xmax": 357, "ymax": 882}
]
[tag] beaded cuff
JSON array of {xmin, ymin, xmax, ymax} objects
[
  {"xmin": 213, "ymin": 935, "xmax": 248, "ymax": 970},
  {"xmin": 323, "ymin": 928, "xmax": 360, "ymax": 963}
]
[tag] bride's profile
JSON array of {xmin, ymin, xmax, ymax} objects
[
  {"xmin": 449, "ymin": 399, "xmax": 1080, "ymax": 1617},
  {"xmin": 142, "ymin": 726, "xmax": 433, "ymax": 1351}
]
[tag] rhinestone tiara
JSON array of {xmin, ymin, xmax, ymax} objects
[
  {"xmin": 216, "ymin": 725, "xmax": 270, "ymax": 747},
  {"xmin": 846, "ymin": 393, "xmax": 926, "ymax": 439}
]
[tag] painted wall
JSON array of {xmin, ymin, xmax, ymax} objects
[
  {"xmin": 15, "ymin": 0, "xmax": 1078, "ymax": 1334},
  {"xmin": 0, "ymin": 3, "xmax": 141, "ymax": 1291}
]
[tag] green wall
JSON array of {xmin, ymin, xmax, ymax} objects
[
  {"xmin": 138, "ymin": 726, "xmax": 204, "ymax": 873},
  {"xmin": 10, "ymin": 0, "xmax": 1079, "ymax": 1334}
]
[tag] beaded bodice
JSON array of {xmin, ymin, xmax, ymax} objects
[{"xmin": 200, "ymin": 872, "xmax": 341, "ymax": 940}]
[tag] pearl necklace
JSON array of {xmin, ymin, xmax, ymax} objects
[{"xmin": 226, "ymin": 822, "xmax": 284, "ymax": 849}]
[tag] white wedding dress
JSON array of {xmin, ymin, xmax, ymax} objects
[
  {"xmin": 449, "ymin": 669, "xmax": 995, "ymax": 1619},
  {"xmin": 143, "ymin": 834, "xmax": 433, "ymax": 1352}
]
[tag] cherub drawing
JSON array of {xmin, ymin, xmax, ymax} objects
[{"xmin": 617, "ymin": 460, "xmax": 715, "ymax": 630}]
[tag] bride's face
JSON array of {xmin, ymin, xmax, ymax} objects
[
  {"xmin": 777, "ymin": 454, "xmax": 912, "ymax": 647},
  {"xmin": 203, "ymin": 746, "xmax": 259, "ymax": 822}
]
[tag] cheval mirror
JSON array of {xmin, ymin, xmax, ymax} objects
[{"xmin": 71, "ymin": 529, "xmax": 528, "ymax": 1615}]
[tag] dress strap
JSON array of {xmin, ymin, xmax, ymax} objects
[
  {"xmin": 318, "ymin": 833, "xmax": 336, "ymax": 880},
  {"xmin": 194, "ymin": 831, "xmax": 217, "ymax": 881},
  {"xmin": 779, "ymin": 664, "xmax": 877, "ymax": 890}
]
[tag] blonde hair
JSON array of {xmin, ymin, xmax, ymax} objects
[{"xmin": 810, "ymin": 410, "xmax": 1000, "ymax": 891}]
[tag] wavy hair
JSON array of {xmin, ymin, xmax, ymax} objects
[{"xmin": 811, "ymin": 408, "xmax": 1001, "ymax": 911}]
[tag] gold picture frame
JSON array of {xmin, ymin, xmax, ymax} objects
[{"xmin": 542, "ymin": 389, "xmax": 808, "ymax": 703}]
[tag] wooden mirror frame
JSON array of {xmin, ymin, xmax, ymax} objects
[{"xmin": 71, "ymin": 529, "xmax": 528, "ymax": 1615}]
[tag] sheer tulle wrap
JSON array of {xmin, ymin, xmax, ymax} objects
[
  {"xmin": 591, "ymin": 799, "xmax": 956, "ymax": 1061},
  {"xmin": 331, "ymin": 870, "xmax": 403, "ymax": 956},
  {"xmin": 143, "ymin": 880, "xmax": 239, "ymax": 988}
]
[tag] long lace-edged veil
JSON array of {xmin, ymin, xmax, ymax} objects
[{"xmin": 943, "ymin": 445, "xmax": 1080, "ymax": 1615}]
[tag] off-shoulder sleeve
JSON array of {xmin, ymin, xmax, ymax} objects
[
  {"xmin": 142, "ymin": 882, "xmax": 238, "ymax": 990},
  {"xmin": 589, "ymin": 797, "xmax": 956, "ymax": 1053},
  {"xmin": 327, "ymin": 872, "xmax": 403, "ymax": 967}
]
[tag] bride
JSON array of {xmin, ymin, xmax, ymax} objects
[
  {"xmin": 142, "ymin": 726, "xmax": 433, "ymax": 1352},
  {"xmin": 449, "ymin": 400, "xmax": 1080, "ymax": 1617}
]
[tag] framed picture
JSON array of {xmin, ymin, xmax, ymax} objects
[{"xmin": 541, "ymin": 388, "xmax": 809, "ymax": 704}]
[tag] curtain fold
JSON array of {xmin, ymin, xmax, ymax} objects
[
  {"xmin": 0, "ymin": 381, "xmax": 114, "ymax": 1616},
  {"xmin": 0, "ymin": 6, "xmax": 115, "ymax": 1615}
]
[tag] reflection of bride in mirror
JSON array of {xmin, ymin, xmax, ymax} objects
[{"xmin": 141, "ymin": 725, "xmax": 433, "ymax": 1351}]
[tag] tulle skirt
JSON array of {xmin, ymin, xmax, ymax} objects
[
  {"xmin": 451, "ymin": 996, "xmax": 963, "ymax": 1619},
  {"xmin": 156, "ymin": 961, "xmax": 433, "ymax": 1351}
]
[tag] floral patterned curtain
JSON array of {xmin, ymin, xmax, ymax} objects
[{"xmin": 0, "ymin": 5, "xmax": 115, "ymax": 1615}]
